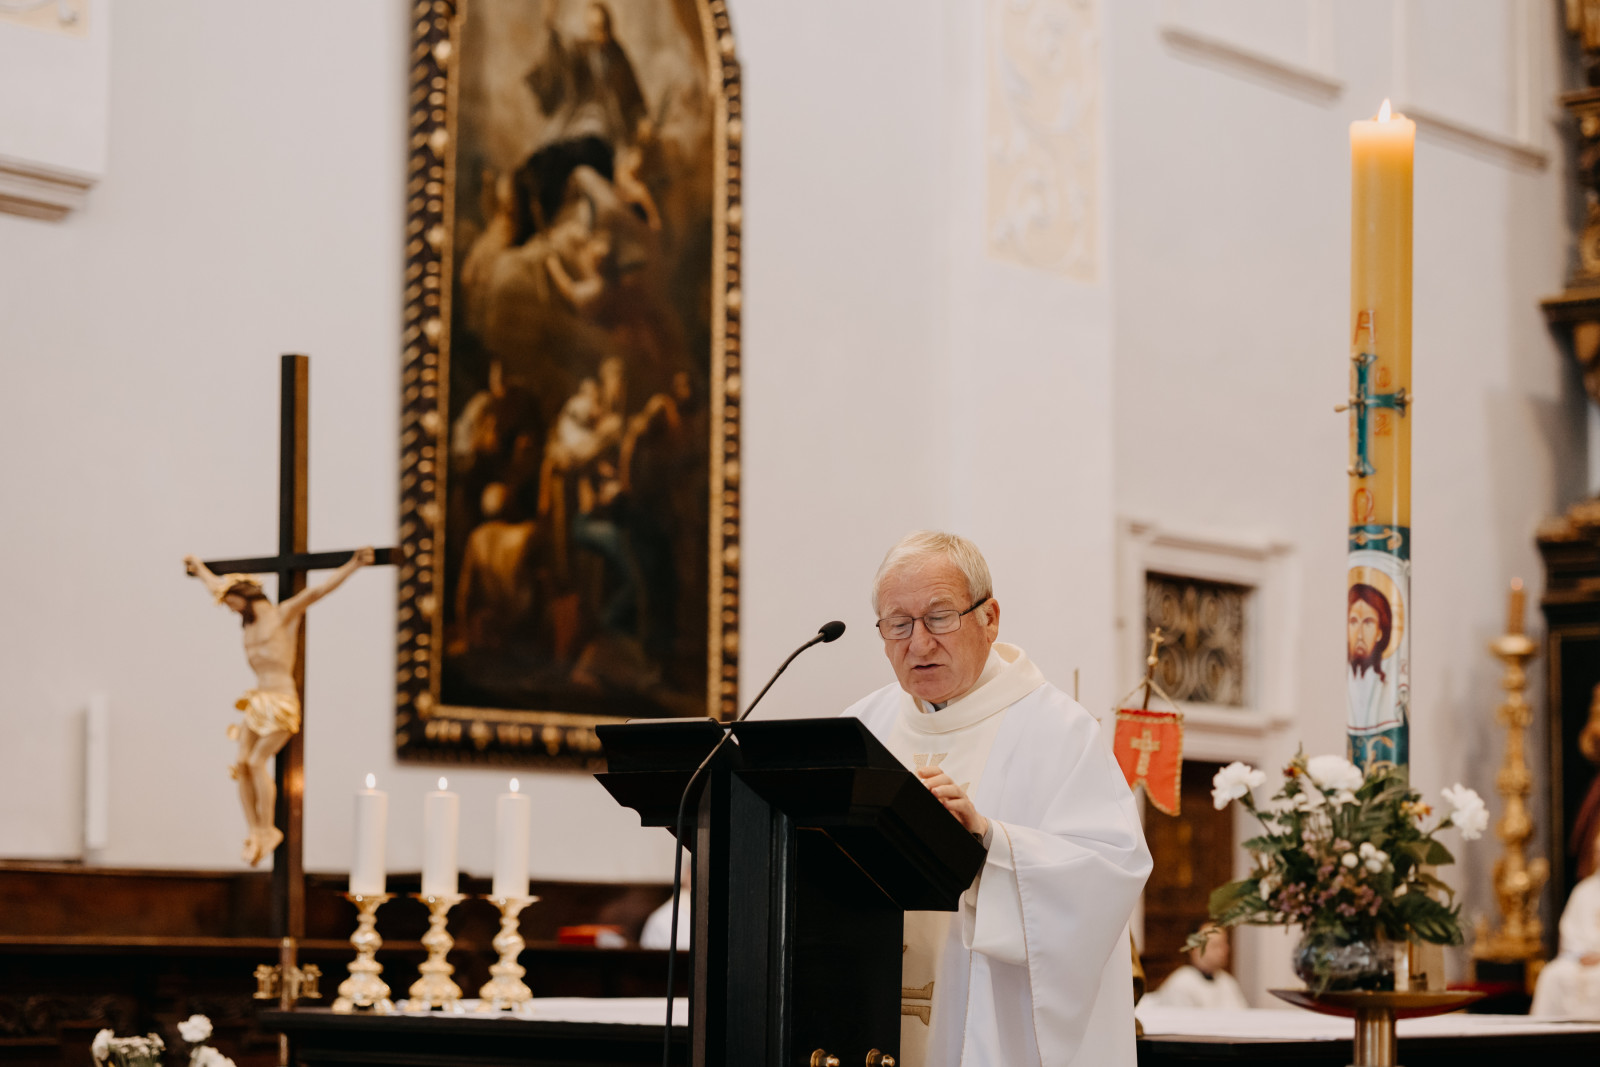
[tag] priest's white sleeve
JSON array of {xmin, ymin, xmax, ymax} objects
[{"xmin": 958, "ymin": 701, "xmax": 1152, "ymax": 1065}]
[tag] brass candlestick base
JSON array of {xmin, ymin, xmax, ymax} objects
[
  {"xmin": 1271, "ymin": 989, "xmax": 1483, "ymax": 1067},
  {"xmin": 477, "ymin": 894, "xmax": 540, "ymax": 1011},
  {"xmin": 332, "ymin": 892, "xmax": 393, "ymax": 1014},
  {"xmin": 406, "ymin": 892, "xmax": 465, "ymax": 1011}
]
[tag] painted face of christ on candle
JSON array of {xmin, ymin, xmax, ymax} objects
[{"xmin": 1347, "ymin": 584, "xmax": 1392, "ymax": 679}]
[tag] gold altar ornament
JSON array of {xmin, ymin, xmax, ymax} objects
[
  {"xmin": 332, "ymin": 893, "xmax": 394, "ymax": 1014},
  {"xmin": 406, "ymin": 892, "xmax": 465, "ymax": 1011},
  {"xmin": 1472, "ymin": 579, "xmax": 1549, "ymax": 988},
  {"xmin": 252, "ymin": 937, "xmax": 321, "ymax": 1004},
  {"xmin": 477, "ymin": 894, "xmax": 539, "ymax": 1011}
]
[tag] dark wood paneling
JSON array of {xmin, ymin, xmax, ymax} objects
[
  {"xmin": 0, "ymin": 864, "xmax": 681, "ymax": 1067},
  {"xmin": 1141, "ymin": 761, "xmax": 1235, "ymax": 990}
]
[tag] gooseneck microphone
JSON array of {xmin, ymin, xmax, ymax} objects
[{"xmin": 660, "ymin": 621, "xmax": 846, "ymax": 1067}]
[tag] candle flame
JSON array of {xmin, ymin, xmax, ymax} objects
[
  {"xmin": 510, "ymin": 778, "xmax": 520, "ymax": 792},
  {"xmin": 1378, "ymin": 99, "xmax": 1392, "ymax": 122},
  {"xmin": 365, "ymin": 773, "xmax": 375, "ymax": 789},
  {"xmin": 438, "ymin": 776, "xmax": 448, "ymax": 790}
]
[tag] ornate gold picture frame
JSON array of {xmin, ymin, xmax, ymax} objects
[{"xmin": 396, "ymin": 0, "xmax": 742, "ymax": 767}]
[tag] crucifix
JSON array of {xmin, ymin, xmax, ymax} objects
[{"xmin": 183, "ymin": 355, "xmax": 396, "ymax": 1015}]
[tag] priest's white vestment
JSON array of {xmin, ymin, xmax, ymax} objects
[
  {"xmin": 843, "ymin": 643, "xmax": 1152, "ymax": 1067},
  {"xmin": 1531, "ymin": 873, "xmax": 1600, "ymax": 1019}
]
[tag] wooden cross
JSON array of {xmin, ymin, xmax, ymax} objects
[
  {"xmin": 190, "ymin": 355, "xmax": 396, "ymax": 999},
  {"xmin": 1130, "ymin": 728, "xmax": 1161, "ymax": 777}
]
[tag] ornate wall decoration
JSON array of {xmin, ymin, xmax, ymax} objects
[
  {"xmin": 396, "ymin": 0, "xmax": 742, "ymax": 767},
  {"xmin": 1144, "ymin": 572, "xmax": 1248, "ymax": 707},
  {"xmin": 985, "ymin": 0, "xmax": 1100, "ymax": 280}
]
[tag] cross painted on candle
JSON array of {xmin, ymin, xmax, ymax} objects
[{"xmin": 1338, "ymin": 321, "xmax": 1410, "ymax": 481}]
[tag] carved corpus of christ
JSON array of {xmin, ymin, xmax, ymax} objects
[{"xmin": 184, "ymin": 548, "xmax": 374, "ymax": 865}]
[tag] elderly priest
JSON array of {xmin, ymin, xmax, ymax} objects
[{"xmin": 842, "ymin": 531, "xmax": 1152, "ymax": 1067}]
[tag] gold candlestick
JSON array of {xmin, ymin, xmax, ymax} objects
[
  {"xmin": 406, "ymin": 892, "xmax": 465, "ymax": 1011},
  {"xmin": 477, "ymin": 894, "xmax": 539, "ymax": 1011},
  {"xmin": 1472, "ymin": 579, "xmax": 1549, "ymax": 989},
  {"xmin": 332, "ymin": 892, "xmax": 393, "ymax": 1014}
]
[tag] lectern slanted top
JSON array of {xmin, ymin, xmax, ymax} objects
[{"xmin": 597, "ymin": 716, "xmax": 985, "ymax": 1067}]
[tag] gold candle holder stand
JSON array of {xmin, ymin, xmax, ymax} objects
[
  {"xmin": 1471, "ymin": 580, "xmax": 1549, "ymax": 991},
  {"xmin": 477, "ymin": 894, "xmax": 540, "ymax": 1011},
  {"xmin": 332, "ymin": 892, "xmax": 394, "ymax": 1014},
  {"xmin": 405, "ymin": 892, "xmax": 465, "ymax": 1011},
  {"xmin": 1271, "ymin": 989, "xmax": 1483, "ymax": 1067}
]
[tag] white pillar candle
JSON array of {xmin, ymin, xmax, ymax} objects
[
  {"xmin": 492, "ymin": 778, "xmax": 532, "ymax": 899},
  {"xmin": 421, "ymin": 777, "xmax": 459, "ymax": 898},
  {"xmin": 350, "ymin": 773, "xmax": 388, "ymax": 896}
]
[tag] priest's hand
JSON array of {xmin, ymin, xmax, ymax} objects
[{"xmin": 916, "ymin": 765, "xmax": 989, "ymax": 841}]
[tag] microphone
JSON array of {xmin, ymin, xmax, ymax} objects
[{"xmin": 660, "ymin": 620, "xmax": 846, "ymax": 1066}]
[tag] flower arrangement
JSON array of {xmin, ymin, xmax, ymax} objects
[
  {"xmin": 91, "ymin": 1015, "xmax": 235, "ymax": 1067},
  {"xmin": 1189, "ymin": 751, "xmax": 1489, "ymax": 990}
]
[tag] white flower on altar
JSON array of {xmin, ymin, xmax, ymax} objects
[
  {"xmin": 1306, "ymin": 755, "xmax": 1364, "ymax": 794},
  {"xmin": 1212, "ymin": 762, "xmax": 1266, "ymax": 809},
  {"xmin": 1341, "ymin": 852, "xmax": 1360, "ymax": 869},
  {"xmin": 91, "ymin": 1030, "xmax": 112, "ymax": 1065},
  {"xmin": 178, "ymin": 1016, "xmax": 212, "ymax": 1044},
  {"xmin": 191, "ymin": 1045, "xmax": 236, "ymax": 1067},
  {"xmin": 1292, "ymin": 788, "xmax": 1326, "ymax": 811},
  {"xmin": 1441, "ymin": 784, "xmax": 1489, "ymax": 840},
  {"xmin": 1333, "ymin": 789, "xmax": 1358, "ymax": 806},
  {"xmin": 1358, "ymin": 842, "xmax": 1390, "ymax": 873},
  {"xmin": 1257, "ymin": 871, "xmax": 1280, "ymax": 900}
]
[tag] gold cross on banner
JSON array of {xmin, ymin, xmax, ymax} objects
[{"xmin": 1130, "ymin": 728, "xmax": 1161, "ymax": 777}]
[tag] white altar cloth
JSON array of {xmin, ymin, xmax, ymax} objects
[
  {"xmin": 1137, "ymin": 1004, "xmax": 1600, "ymax": 1040},
  {"xmin": 389, "ymin": 997, "xmax": 687, "ymax": 1026}
]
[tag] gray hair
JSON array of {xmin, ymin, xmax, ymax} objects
[{"xmin": 871, "ymin": 530, "xmax": 994, "ymax": 615}]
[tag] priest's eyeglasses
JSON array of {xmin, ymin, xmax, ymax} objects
[{"xmin": 876, "ymin": 597, "xmax": 989, "ymax": 640}]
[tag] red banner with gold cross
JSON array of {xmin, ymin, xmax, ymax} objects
[{"xmin": 1113, "ymin": 708, "xmax": 1184, "ymax": 816}]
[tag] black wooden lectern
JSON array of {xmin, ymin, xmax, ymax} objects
[{"xmin": 597, "ymin": 717, "xmax": 985, "ymax": 1067}]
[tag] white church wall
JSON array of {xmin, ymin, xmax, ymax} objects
[
  {"xmin": 0, "ymin": 0, "xmax": 972, "ymax": 883},
  {"xmin": 1108, "ymin": 0, "xmax": 1582, "ymax": 997},
  {"xmin": 939, "ymin": 0, "xmax": 1118, "ymax": 715}
]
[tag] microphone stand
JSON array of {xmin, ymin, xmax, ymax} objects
[{"xmin": 659, "ymin": 622, "xmax": 844, "ymax": 1067}]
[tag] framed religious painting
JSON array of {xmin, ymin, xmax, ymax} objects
[{"xmin": 395, "ymin": 0, "xmax": 743, "ymax": 767}]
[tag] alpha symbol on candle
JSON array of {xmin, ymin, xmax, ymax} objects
[
  {"xmin": 365, "ymin": 773, "xmax": 375, "ymax": 789},
  {"xmin": 1378, "ymin": 98, "xmax": 1392, "ymax": 122}
]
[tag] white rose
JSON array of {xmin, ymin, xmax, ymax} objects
[
  {"xmin": 1257, "ymin": 872, "xmax": 1280, "ymax": 900},
  {"xmin": 178, "ymin": 1015, "xmax": 212, "ymax": 1044},
  {"xmin": 91, "ymin": 1030, "xmax": 112, "ymax": 1065},
  {"xmin": 1306, "ymin": 755, "xmax": 1365, "ymax": 793},
  {"xmin": 1293, "ymin": 789, "xmax": 1326, "ymax": 811},
  {"xmin": 1441, "ymin": 784, "xmax": 1490, "ymax": 841},
  {"xmin": 1342, "ymin": 852, "xmax": 1359, "ymax": 868},
  {"xmin": 1211, "ymin": 762, "xmax": 1266, "ymax": 810},
  {"xmin": 192, "ymin": 1046, "xmax": 237, "ymax": 1067}
]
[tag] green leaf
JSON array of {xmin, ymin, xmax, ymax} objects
[{"xmin": 1208, "ymin": 879, "xmax": 1257, "ymax": 915}]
